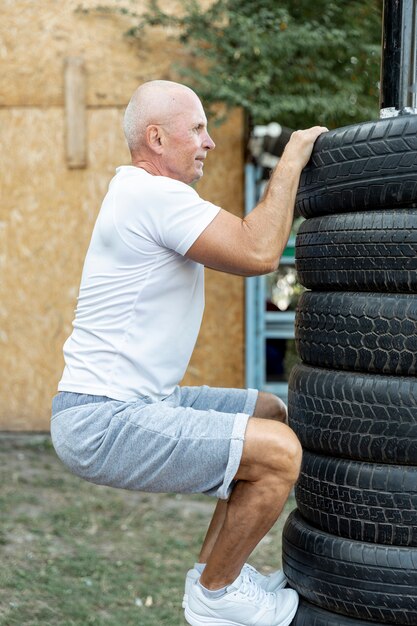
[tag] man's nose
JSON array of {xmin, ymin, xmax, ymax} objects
[{"xmin": 204, "ymin": 132, "xmax": 216, "ymax": 151}]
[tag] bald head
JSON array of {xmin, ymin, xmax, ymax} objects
[
  {"xmin": 123, "ymin": 79, "xmax": 215, "ymax": 183},
  {"xmin": 123, "ymin": 80, "xmax": 199, "ymax": 156}
]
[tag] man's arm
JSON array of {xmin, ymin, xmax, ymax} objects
[{"xmin": 186, "ymin": 126, "xmax": 327, "ymax": 277}]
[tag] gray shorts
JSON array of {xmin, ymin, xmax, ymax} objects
[{"xmin": 50, "ymin": 385, "xmax": 258, "ymax": 500}]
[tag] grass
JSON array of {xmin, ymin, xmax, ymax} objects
[{"xmin": 0, "ymin": 434, "xmax": 295, "ymax": 626}]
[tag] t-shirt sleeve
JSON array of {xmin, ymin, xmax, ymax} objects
[
  {"xmin": 156, "ymin": 183, "xmax": 221, "ymax": 255},
  {"xmin": 120, "ymin": 177, "xmax": 220, "ymax": 255}
]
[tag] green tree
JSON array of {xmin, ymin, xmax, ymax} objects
[{"xmin": 137, "ymin": 0, "xmax": 383, "ymax": 128}]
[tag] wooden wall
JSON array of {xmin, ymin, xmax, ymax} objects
[{"xmin": 0, "ymin": 0, "xmax": 245, "ymax": 430}]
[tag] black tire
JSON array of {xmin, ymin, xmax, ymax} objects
[
  {"xmin": 295, "ymin": 451, "xmax": 417, "ymax": 546},
  {"xmin": 295, "ymin": 211, "xmax": 417, "ymax": 293},
  {"xmin": 296, "ymin": 115, "xmax": 417, "ymax": 218},
  {"xmin": 288, "ymin": 364, "xmax": 417, "ymax": 465},
  {"xmin": 295, "ymin": 291, "xmax": 417, "ymax": 376},
  {"xmin": 282, "ymin": 509, "xmax": 417, "ymax": 624},
  {"xmin": 292, "ymin": 598, "xmax": 397, "ymax": 626}
]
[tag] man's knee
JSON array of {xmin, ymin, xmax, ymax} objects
[
  {"xmin": 237, "ymin": 418, "xmax": 302, "ymax": 484},
  {"xmin": 253, "ymin": 391, "xmax": 287, "ymax": 423},
  {"xmin": 267, "ymin": 425, "xmax": 302, "ymax": 484}
]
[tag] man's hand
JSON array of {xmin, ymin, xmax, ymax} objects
[{"xmin": 280, "ymin": 126, "xmax": 329, "ymax": 171}]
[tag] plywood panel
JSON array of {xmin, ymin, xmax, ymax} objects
[
  {"xmin": 184, "ymin": 108, "xmax": 246, "ymax": 389},
  {"xmin": 0, "ymin": 0, "xmax": 188, "ymax": 107},
  {"xmin": 0, "ymin": 106, "xmax": 245, "ymax": 430},
  {"xmin": 0, "ymin": 108, "xmax": 130, "ymax": 429}
]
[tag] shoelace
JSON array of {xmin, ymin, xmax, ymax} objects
[
  {"xmin": 243, "ymin": 563, "xmax": 268, "ymax": 582},
  {"xmin": 232, "ymin": 571, "xmax": 275, "ymax": 609}
]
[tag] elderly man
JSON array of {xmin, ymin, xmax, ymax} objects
[{"xmin": 51, "ymin": 80, "xmax": 326, "ymax": 626}]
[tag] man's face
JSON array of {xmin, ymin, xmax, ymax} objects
[{"xmin": 159, "ymin": 94, "xmax": 216, "ymax": 185}]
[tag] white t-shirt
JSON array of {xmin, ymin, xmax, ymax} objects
[{"xmin": 58, "ymin": 166, "xmax": 221, "ymax": 401}]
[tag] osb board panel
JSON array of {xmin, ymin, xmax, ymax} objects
[
  {"xmin": 0, "ymin": 0, "xmax": 189, "ymax": 107},
  {"xmin": 184, "ymin": 108, "xmax": 245, "ymax": 389},
  {"xmin": 0, "ymin": 107, "xmax": 245, "ymax": 430},
  {"xmin": 0, "ymin": 107, "xmax": 129, "ymax": 430}
]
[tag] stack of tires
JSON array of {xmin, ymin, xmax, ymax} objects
[{"xmin": 283, "ymin": 115, "xmax": 417, "ymax": 625}]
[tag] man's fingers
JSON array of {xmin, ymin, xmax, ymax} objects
[
  {"xmin": 308, "ymin": 125, "xmax": 329, "ymax": 141},
  {"xmin": 283, "ymin": 126, "xmax": 329, "ymax": 170},
  {"xmin": 292, "ymin": 126, "xmax": 328, "ymax": 141}
]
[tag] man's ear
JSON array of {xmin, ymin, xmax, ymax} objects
[{"xmin": 146, "ymin": 125, "xmax": 164, "ymax": 155}]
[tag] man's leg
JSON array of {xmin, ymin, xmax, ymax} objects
[
  {"xmin": 198, "ymin": 391, "xmax": 287, "ymax": 565},
  {"xmin": 252, "ymin": 390, "xmax": 288, "ymax": 423},
  {"xmin": 199, "ymin": 416, "xmax": 301, "ymax": 589}
]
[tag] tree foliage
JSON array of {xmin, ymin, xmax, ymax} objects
[
  {"xmin": 138, "ymin": 0, "xmax": 383, "ymax": 128},
  {"xmin": 90, "ymin": 0, "xmax": 382, "ymax": 128}
]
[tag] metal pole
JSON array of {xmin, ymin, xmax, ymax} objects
[{"xmin": 380, "ymin": 0, "xmax": 417, "ymax": 117}]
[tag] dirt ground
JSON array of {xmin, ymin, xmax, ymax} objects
[{"xmin": 0, "ymin": 433, "xmax": 294, "ymax": 626}]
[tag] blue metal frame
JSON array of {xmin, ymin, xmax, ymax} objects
[
  {"xmin": 244, "ymin": 164, "xmax": 295, "ymax": 403},
  {"xmin": 244, "ymin": 163, "xmax": 261, "ymax": 391}
]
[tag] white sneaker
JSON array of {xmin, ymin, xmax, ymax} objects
[
  {"xmin": 182, "ymin": 563, "xmax": 287, "ymax": 608},
  {"xmin": 184, "ymin": 571, "xmax": 298, "ymax": 626}
]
